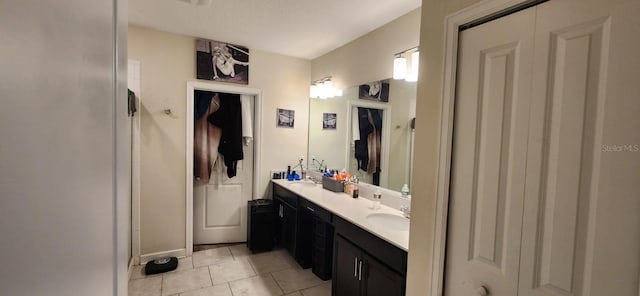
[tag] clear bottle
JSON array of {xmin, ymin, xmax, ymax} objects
[
  {"xmin": 371, "ymin": 189, "xmax": 382, "ymax": 210},
  {"xmin": 401, "ymin": 184, "xmax": 410, "ymax": 197}
]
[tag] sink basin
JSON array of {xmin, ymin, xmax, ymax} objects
[{"xmin": 366, "ymin": 213, "xmax": 409, "ymax": 231}]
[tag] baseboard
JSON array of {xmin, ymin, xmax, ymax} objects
[{"xmin": 140, "ymin": 248, "xmax": 186, "ymax": 265}]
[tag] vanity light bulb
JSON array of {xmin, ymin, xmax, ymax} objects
[
  {"xmin": 393, "ymin": 56, "xmax": 407, "ymax": 80},
  {"xmin": 405, "ymin": 51, "xmax": 419, "ymax": 82},
  {"xmin": 310, "ymin": 84, "xmax": 318, "ymax": 98},
  {"xmin": 318, "ymin": 83, "xmax": 328, "ymax": 99}
]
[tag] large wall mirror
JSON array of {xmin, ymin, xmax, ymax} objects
[{"xmin": 308, "ymin": 79, "xmax": 416, "ymax": 193}]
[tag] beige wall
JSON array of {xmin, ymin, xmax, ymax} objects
[
  {"xmin": 128, "ymin": 25, "xmax": 310, "ymax": 254},
  {"xmin": 405, "ymin": 0, "xmax": 482, "ymax": 295},
  {"xmin": 311, "ymin": 8, "xmax": 421, "ymax": 90}
]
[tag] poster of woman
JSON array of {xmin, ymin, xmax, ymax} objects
[
  {"xmin": 358, "ymin": 79, "xmax": 390, "ymax": 102},
  {"xmin": 196, "ymin": 38, "xmax": 250, "ymax": 84}
]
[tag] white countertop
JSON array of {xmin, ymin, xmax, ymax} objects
[{"xmin": 272, "ymin": 179, "xmax": 409, "ymax": 251}]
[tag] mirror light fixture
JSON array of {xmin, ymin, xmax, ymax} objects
[
  {"xmin": 310, "ymin": 76, "xmax": 342, "ymax": 99},
  {"xmin": 393, "ymin": 47, "xmax": 419, "ymax": 82},
  {"xmin": 393, "ymin": 55, "xmax": 407, "ymax": 80}
]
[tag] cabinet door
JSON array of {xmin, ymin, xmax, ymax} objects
[
  {"xmin": 282, "ymin": 202, "xmax": 297, "ymax": 256},
  {"xmin": 332, "ymin": 235, "xmax": 361, "ymax": 296},
  {"xmin": 361, "ymin": 253, "xmax": 405, "ymax": 296},
  {"xmin": 273, "ymin": 199, "xmax": 283, "ymax": 246},
  {"xmin": 296, "ymin": 207, "xmax": 313, "ymax": 268}
]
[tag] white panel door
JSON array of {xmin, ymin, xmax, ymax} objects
[
  {"xmin": 446, "ymin": 0, "xmax": 640, "ymax": 295},
  {"xmin": 518, "ymin": 0, "xmax": 640, "ymax": 295},
  {"xmin": 444, "ymin": 7, "xmax": 536, "ymax": 296},
  {"xmin": 194, "ymin": 95, "xmax": 254, "ymax": 245}
]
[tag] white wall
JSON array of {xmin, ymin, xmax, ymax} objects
[
  {"xmin": 405, "ymin": 0, "xmax": 483, "ymax": 295},
  {"xmin": 308, "ymin": 95, "xmax": 350, "ymax": 171},
  {"xmin": 0, "ymin": 0, "xmax": 129, "ymax": 295},
  {"xmin": 311, "ymin": 8, "xmax": 421, "ymax": 90},
  {"xmin": 128, "ymin": 25, "xmax": 310, "ymax": 255}
]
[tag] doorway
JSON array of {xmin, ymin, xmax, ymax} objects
[
  {"xmin": 185, "ymin": 81, "xmax": 262, "ymax": 256},
  {"xmin": 433, "ymin": 0, "xmax": 640, "ymax": 295}
]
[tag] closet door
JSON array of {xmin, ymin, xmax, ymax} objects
[
  {"xmin": 444, "ymin": 7, "xmax": 536, "ymax": 296},
  {"xmin": 518, "ymin": 0, "xmax": 640, "ymax": 295}
]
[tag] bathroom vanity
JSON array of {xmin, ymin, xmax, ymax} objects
[{"xmin": 272, "ymin": 179, "xmax": 409, "ymax": 296}]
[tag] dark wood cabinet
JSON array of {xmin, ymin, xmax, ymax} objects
[
  {"xmin": 273, "ymin": 183, "xmax": 334, "ymax": 278},
  {"xmin": 333, "ymin": 235, "xmax": 365, "ymax": 296},
  {"xmin": 272, "ymin": 182, "xmax": 406, "ymax": 295},
  {"xmin": 332, "ymin": 216, "xmax": 407, "ymax": 296},
  {"xmin": 361, "ymin": 253, "xmax": 405, "ymax": 296},
  {"xmin": 333, "ymin": 235, "xmax": 405, "ymax": 296},
  {"xmin": 273, "ymin": 185, "xmax": 298, "ymax": 258}
]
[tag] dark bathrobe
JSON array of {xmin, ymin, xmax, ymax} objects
[{"xmin": 208, "ymin": 93, "xmax": 243, "ymax": 178}]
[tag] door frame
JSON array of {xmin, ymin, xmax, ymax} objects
[
  {"xmin": 185, "ymin": 81, "xmax": 262, "ymax": 257},
  {"xmin": 432, "ymin": 0, "xmax": 539, "ymax": 295},
  {"xmin": 128, "ymin": 59, "xmax": 142, "ymax": 268},
  {"xmin": 346, "ymin": 100, "xmax": 391, "ymax": 188}
]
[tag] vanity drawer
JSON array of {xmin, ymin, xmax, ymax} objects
[
  {"xmin": 334, "ymin": 216, "xmax": 407, "ymax": 275},
  {"xmin": 299, "ymin": 198, "xmax": 332, "ymax": 223}
]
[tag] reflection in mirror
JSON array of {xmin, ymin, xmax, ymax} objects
[{"xmin": 308, "ymin": 78, "xmax": 416, "ymax": 193}]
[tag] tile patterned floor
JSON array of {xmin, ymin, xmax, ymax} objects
[{"xmin": 129, "ymin": 245, "xmax": 331, "ymax": 296}]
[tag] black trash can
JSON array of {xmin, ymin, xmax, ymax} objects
[{"xmin": 247, "ymin": 199, "xmax": 274, "ymax": 253}]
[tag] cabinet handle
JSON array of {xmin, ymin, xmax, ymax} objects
[
  {"xmin": 306, "ymin": 206, "xmax": 315, "ymax": 212},
  {"xmin": 476, "ymin": 286, "xmax": 488, "ymax": 296},
  {"xmin": 354, "ymin": 257, "xmax": 358, "ymax": 277},
  {"xmin": 358, "ymin": 260, "xmax": 363, "ymax": 281}
]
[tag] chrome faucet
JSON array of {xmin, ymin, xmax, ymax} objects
[
  {"xmin": 400, "ymin": 205, "xmax": 411, "ymax": 219},
  {"xmin": 291, "ymin": 157, "xmax": 305, "ymax": 179},
  {"xmin": 311, "ymin": 157, "xmax": 326, "ymax": 172}
]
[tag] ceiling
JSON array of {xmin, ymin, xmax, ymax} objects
[{"xmin": 128, "ymin": 0, "xmax": 422, "ymax": 60}]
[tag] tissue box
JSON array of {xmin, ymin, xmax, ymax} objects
[{"xmin": 322, "ymin": 176, "xmax": 344, "ymax": 192}]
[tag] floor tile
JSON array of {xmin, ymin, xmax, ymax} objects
[
  {"xmin": 162, "ymin": 267, "xmax": 212, "ymax": 296},
  {"xmin": 247, "ymin": 250, "xmax": 298, "ymax": 274},
  {"xmin": 300, "ymin": 282, "xmax": 332, "ymax": 296},
  {"xmin": 228, "ymin": 274, "xmax": 283, "ymax": 296},
  {"xmin": 284, "ymin": 292, "xmax": 303, "ymax": 296},
  {"xmin": 129, "ymin": 277, "xmax": 162, "ymax": 296},
  {"xmin": 193, "ymin": 247, "xmax": 234, "ymax": 267},
  {"xmin": 209, "ymin": 258, "xmax": 256, "ymax": 285},
  {"xmin": 229, "ymin": 243, "xmax": 252, "ymax": 259},
  {"xmin": 179, "ymin": 283, "xmax": 232, "ymax": 296},
  {"xmin": 271, "ymin": 268, "xmax": 323, "ymax": 293}
]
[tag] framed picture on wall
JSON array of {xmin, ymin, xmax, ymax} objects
[
  {"xmin": 359, "ymin": 79, "xmax": 390, "ymax": 102},
  {"xmin": 277, "ymin": 108, "xmax": 295, "ymax": 128},
  {"xmin": 323, "ymin": 113, "xmax": 337, "ymax": 130},
  {"xmin": 196, "ymin": 38, "xmax": 250, "ymax": 85}
]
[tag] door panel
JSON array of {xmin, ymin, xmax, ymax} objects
[
  {"xmin": 333, "ymin": 235, "xmax": 361, "ymax": 296},
  {"xmin": 194, "ymin": 94, "xmax": 254, "ymax": 244},
  {"xmin": 519, "ymin": 0, "xmax": 640, "ymax": 295},
  {"xmin": 445, "ymin": 7, "xmax": 536, "ymax": 296},
  {"xmin": 447, "ymin": 1, "xmax": 640, "ymax": 295},
  {"xmin": 362, "ymin": 253, "xmax": 404, "ymax": 296}
]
